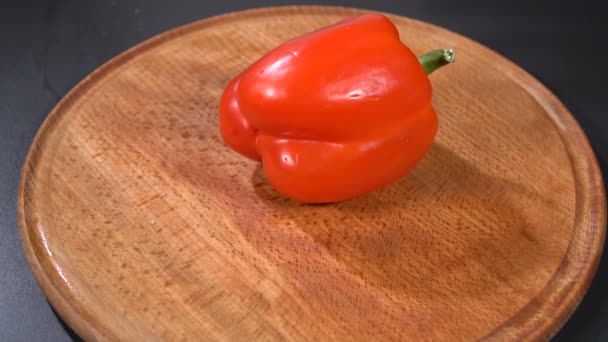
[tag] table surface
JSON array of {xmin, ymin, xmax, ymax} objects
[{"xmin": 1, "ymin": 1, "xmax": 606, "ymax": 341}]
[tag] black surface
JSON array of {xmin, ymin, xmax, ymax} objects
[{"xmin": 1, "ymin": 1, "xmax": 606, "ymax": 340}]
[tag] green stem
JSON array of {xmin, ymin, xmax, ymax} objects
[{"xmin": 418, "ymin": 49, "xmax": 455, "ymax": 75}]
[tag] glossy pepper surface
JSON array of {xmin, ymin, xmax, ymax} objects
[{"xmin": 219, "ymin": 13, "xmax": 454, "ymax": 203}]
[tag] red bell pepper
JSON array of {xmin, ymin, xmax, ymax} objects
[{"xmin": 220, "ymin": 13, "xmax": 454, "ymax": 203}]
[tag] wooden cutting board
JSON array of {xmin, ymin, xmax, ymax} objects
[{"xmin": 18, "ymin": 6, "xmax": 606, "ymax": 341}]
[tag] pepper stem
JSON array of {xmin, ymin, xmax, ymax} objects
[{"xmin": 418, "ymin": 49, "xmax": 455, "ymax": 75}]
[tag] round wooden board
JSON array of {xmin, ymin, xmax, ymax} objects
[{"xmin": 18, "ymin": 6, "xmax": 606, "ymax": 342}]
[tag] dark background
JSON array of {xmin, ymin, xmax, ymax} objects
[{"xmin": 1, "ymin": 1, "xmax": 606, "ymax": 340}]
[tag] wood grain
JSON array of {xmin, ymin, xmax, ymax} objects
[{"xmin": 18, "ymin": 6, "xmax": 606, "ymax": 342}]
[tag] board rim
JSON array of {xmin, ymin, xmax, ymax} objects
[{"xmin": 17, "ymin": 5, "xmax": 606, "ymax": 341}]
